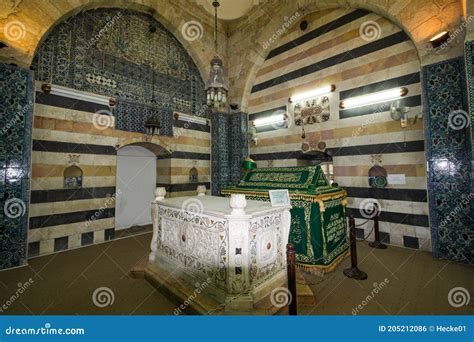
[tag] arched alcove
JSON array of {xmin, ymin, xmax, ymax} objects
[
  {"xmin": 31, "ymin": 7, "xmax": 206, "ymax": 129},
  {"xmin": 0, "ymin": 0, "xmax": 220, "ymax": 79},
  {"xmin": 231, "ymin": 1, "xmax": 463, "ymax": 111},
  {"xmin": 189, "ymin": 167, "xmax": 199, "ymax": 183},
  {"xmin": 64, "ymin": 165, "xmax": 83, "ymax": 189},
  {"xmin": 244, "ymin": 7, "xmax": 430, "ymax": 254}
]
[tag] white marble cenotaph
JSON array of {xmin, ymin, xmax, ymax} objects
[{"xmin": 145, "ymin": 187, "xmax": 292, "ymax": 315}]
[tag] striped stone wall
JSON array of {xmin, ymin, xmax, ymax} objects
[
  {"xmin": 248, "ymin": 9, "xmax": 430, "ymax": 251},
  {"xmin": 28, "ymin": 87, "xmax": 210, "ymax": 258}
]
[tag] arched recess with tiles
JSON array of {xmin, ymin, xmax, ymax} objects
[
  {"xmin": 242, "ymin": 3, "xmax": 472, "ymax": 264},
  {"xmin": 24, "ymin": 6, "xmax": 212, "ymax": 261},
  {"xmin": 245, "ymin": 7, "xmax": 430, "ymax": 252}
]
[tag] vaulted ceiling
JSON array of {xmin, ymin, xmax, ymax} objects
[{"xmin": 192, "ymin": 0, "xmax": 265, "ymax": 20}]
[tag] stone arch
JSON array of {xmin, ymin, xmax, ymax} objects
[
  {"xmin": 233, "ymin": 0, "xmax": 463, "ymax": 111},
  {"xmin": 0, "ymin": 0, "xmax": 221, "ymax": 81},
  {"xmin": 115, "ymin": 140, "xmax": 171, "ymax": 157},
  {"xmin": 63, "ymin": 165, "xmax": 83, "ymax": 189}
]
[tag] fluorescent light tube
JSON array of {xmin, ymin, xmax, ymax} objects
[
  {"xmin": 430, "ymin": 31, "xmax": 448, "ymax": 42},
  {"xmin": 289, "ymin": 85, "xmax": 335, "ymax": 103},
  {"xmin": 340, "ymin": 87, "xmax": 408, "ymax": 109},
  {"xmin": 174, "ymin": 112, "xmax": 208, "ymax": 125},
  {"xmin": 40, "ymin": 83, "xmax": 112, "ymax": 106},
  {"xmin": 253, "ymin": 114, "xmax": 286, "ymax": 127}
]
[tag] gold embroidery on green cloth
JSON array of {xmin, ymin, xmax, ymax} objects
[
  {"xmin": 292, "ymin": 199, "xmax": 313, "ymax": 260},
  {"xmin": 248, "ymin": 172, "xmax": 302, "ymax": 183},
  {"xmin": 238, "ymin": 166, "xmax": 317, "ymax": 189},
  {"xmin": 221, "ymin": 168, "xmax": 349, "ymax": 271}
]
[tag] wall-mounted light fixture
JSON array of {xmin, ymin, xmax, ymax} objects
[
  {"xmin": 173, "ymin": 112, "xmax": 209, "ymax": 125},
  {"xmin": 339, "ymin": 87, "xmax": 408, "ymax": 109},
  {"xmin": 253, "ymin": 113, "xmax": 287, "ymax": 127},
  {"xmin": 289, "ymin": 84, "xmax": 336, "ymax": 103},
  {"xmin": 429, "ymin": 31, "xmax": 450, "ymax": 48},
  {"xmin": 41, "ymin": 83, "xmax": 115, "ymax": 107},
  {"xmin": 249, "ymin": 121, "xmax": 257, "ymax": 146}
]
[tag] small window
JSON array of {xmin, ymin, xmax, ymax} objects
[
  {"xmin": 64, "ymin": 165, "xmax": 83, "ymax": 189},
  {"xmin": 189, "ymin": 167, "xmax": 198, "ymax": 183}
]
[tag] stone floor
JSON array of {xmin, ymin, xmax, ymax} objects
[{"xmin": 0, "ymin": 232, "xmax": 472, "ymax": 315}]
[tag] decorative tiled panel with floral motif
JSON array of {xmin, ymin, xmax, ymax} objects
[
  {"xmin": 422, "ymin": 57, "xmax": 473, "ymax": 264},
  {"xmin": 211, "ymin": 113, "xmax": 230, "ymax": 195},
  {"xmin": 211, "ymin": 112, "xmax": 248, "ymax": 195},
  {"xmin": 465, "ymin": 41, "xmax": 474, "ymax": 190},
  {"xmin": 229, "ymin": 113, "xmax": 249, "ymax": 185},
  {"xmin": 0, "ymin": 64, "xmax": 34, "ymax": 270}
]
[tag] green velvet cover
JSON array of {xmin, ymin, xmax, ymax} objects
[
  {"xmin": 236, "ymin": 166, "xmax": 329, "ymax": 191},
  {"xmin": 222, "ymin": 166, "xmax": 348, "ymax": 271}
]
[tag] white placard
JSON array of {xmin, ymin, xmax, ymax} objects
[
  {"xmin": 387, "ymin": 174, "xmax": 406, "ymax": 185},
  {"xmin": 268, "ymin": 189, "xmax": 291, "ymax": 207}
]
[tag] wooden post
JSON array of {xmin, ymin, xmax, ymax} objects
[
  {"xmin": 286, "ymin": 243, "xmax": 297, "ymax": 315},
  {"xmin": 368, "ymin": 205, "xmax": 387, "ymax": 249},
  {"xmin": 343, "ymin": 215, "xmax": 368, "ymax": 280}
]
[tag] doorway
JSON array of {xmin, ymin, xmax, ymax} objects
[{"xmin": 115, "ymin": 145, "xmax": 157, "ymax": 230}]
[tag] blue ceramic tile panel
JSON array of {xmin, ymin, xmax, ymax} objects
[
  {"xmin": 422, "ymin": 57, "xmax": 473, "ymax": 264},
  {"xmin": 211, "ymin": 112, "xmax": 248, "ymax": 195},
  {"xmin": 465, "ymin": 40, "xmax": 474, "ymax": 191},
  {"xmin": 211, "ymin": 113, "xmax": 230, "ymax": 195},
  {"xmin": 0, "ymin": 64, "xmax": 33, "ymax": 270},
  {"xmin": 31, "ymin": 8, "xmax": 205, "ymax": 134}
]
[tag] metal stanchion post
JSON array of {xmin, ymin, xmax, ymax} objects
[{"xmin": 343, "ymin": 215, "xmax": 368, "ymax": 280}]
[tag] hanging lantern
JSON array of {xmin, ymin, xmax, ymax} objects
[
  {"xmin": 205, "ymin": 1, "xmax": 229, "ymax": 110},
  {"xmin": 205, "ymin": 55, "xmax": 228, "ymax": 109},
  {"xmin": 144, "ymin": 116, "xmax": 161, "ymax": 136}
]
